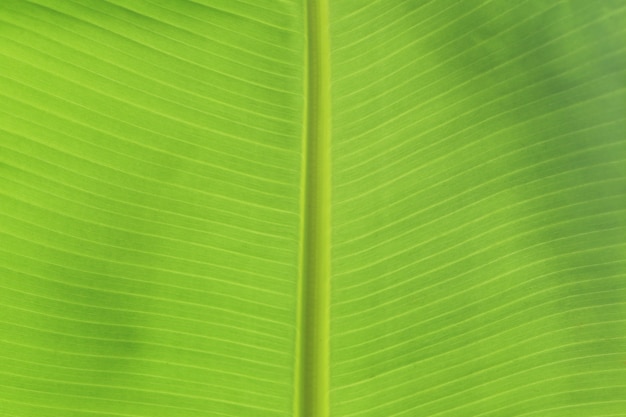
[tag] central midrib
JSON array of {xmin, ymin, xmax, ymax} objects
[{"xmin": 295, "ymin": 0, "xmax": 332, "ymax": 416}]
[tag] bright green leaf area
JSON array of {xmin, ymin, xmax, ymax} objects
[{"xmin": 1, "ymin": 1, "xmax": 625, "ymax": 417}]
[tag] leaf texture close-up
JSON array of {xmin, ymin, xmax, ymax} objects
[{"xmin": 0, "ymin": 1, "xmax": 625, "ymax": 416}]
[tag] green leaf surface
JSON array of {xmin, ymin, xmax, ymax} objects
[{"xmin": 1, "ymin": 1, "xmax": 624, "ymax": 416}]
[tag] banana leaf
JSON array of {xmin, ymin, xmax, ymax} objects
[{"xmin": 0, "ymin": 1, "xmax": 624, "ymax": 416}]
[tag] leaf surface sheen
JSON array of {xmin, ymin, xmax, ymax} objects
[{"xmin": 0, "ymin": 1, "xmax": 625, "ymax": 417}]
